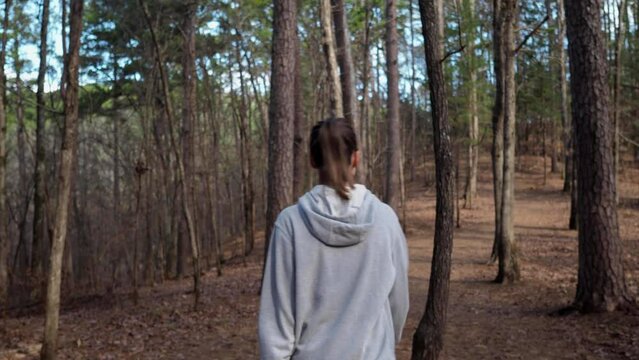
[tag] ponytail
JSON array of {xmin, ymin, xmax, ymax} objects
[{"xmin": 309, "ymin": 118, "xmax": 359, "ymax": 200}]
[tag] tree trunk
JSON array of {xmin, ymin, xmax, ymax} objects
[
  {"xmin": 141, "ymin": 0, "xmax": 200, "ymax": 309},
  {"xmin": 464, "ymin": 0, "xmax": 479, "ymax": 209},
  {"xmin": 489, "ymin": 0, "xmax": 504, "ymax": 264},
  {"xmin": 331, "ymin": 0, "xmax": 363, "ymax": 184},
  {"xmin": 320, "ymin": 0, "xmax": 343, "ymax": 118},
  {"xmin": 409, "ymin": 0, "xmax": 417, "ymax": 182},
  {"xmin": 40, "ymin": 1, "xmax": 83, "ymax": 357},
  {"xmin": 0, "ymin": 0, "xmax": 10, "ymax": 312},
  {"xmin": 612, "ymin": 0, "xmax": 627, "ymax": 204},
  {"xmin": 563, "ymin": 0, "xmax": 633, "ymax": 313},
  {"xmin": 411, "ymin": 1, "xmax": 455, "ymax": 358},
  {"xmin": 495, "ymin": 0, "xmax": 520, "ymax": 284},
  {"xmin": 33, "ymin": 0, "xmax": 50, "ymax": 284},
  {"xmin": 385, "ymin": 0, "xmax": 401, "ymax": 213},
  {"xmin": 557, "ymin": 0, "xmax": 572, "ymax": 192},
  {"xmin": 265, "ymin": 0, "xmax": 296, "ymax": 258}
]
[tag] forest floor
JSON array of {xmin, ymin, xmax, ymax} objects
[{"xmin": 2, "ymin": 155, "xmax": 639, "ymax": 359}]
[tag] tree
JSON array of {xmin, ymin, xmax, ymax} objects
[
  {"xmin": 320, "ymin": 0, "xmax": 342, "ymax": 118},
  {"xmin": 411, "ymin": 0, "xmax": 455, "ymax": 358},
  {"xmin": 41, "ymin": 0, "xmax": 84, "ymax": 358},
  {"xmin": 32, "ymin": 0, "xmax": 50, "ymax": 284},
  {"xmin": 563, "ymin": 0, "xmax": 633, "ymax": 313},
  {"xmin": 0, "ymin": 0, "xmax": 11, "ymax": 312},
  {"xmin": 492, "ymin": 0, "xmax": 519, "ymax": 283},
  {"xmin": 331, "ymin": 0, "xmax": 363, "ymax": 183},
  {"xmin": 140, "ymin": 0, "xmax": 200, "ymax": 308},
  {"xmin": 462, "ymin": 0, "xmax": 479, "ymax": 209},
  {"xmin": 265, "ymin": 0, "xmax": 296, "ymax": 256},
  {"xmin": 385, "ymin": 0, "xmax": 401, "ymax": 213}
]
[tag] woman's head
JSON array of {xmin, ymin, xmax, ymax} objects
[{"xmin": 309, "ymin": 118, "xmax": 359, "ymax": 200}]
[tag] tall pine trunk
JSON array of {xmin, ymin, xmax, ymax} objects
[
  {"xmin": 564, "ymin": 0, "xmax": 633, "ymax": 313},
  {"xmin": 40, "ymin": 1, "xmax": 83, "ymax": 358},
  {"xmin": 265, "ymin": 0, "xmax": 296, "ymax": 257},
  {"xmin": 412, "ymin": 1, "xmax": 455, "ymax": 358}
]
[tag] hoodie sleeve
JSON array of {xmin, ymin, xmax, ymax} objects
[
  {"xmin": 259, "ymin": 224, "xmax": 296, "ymax": 360},
  {"xmin": 388, "ymin": 223, "xmax": 409, "ymax": 343}
]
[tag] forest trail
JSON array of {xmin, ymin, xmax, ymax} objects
[{"xmin": 2, "ymin": 156, "xmax": 638, "ymax": 360}]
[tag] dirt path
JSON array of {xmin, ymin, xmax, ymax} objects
[{"xmin": 2, "ymin": 156, "xmax": 638, "ymax": 359}]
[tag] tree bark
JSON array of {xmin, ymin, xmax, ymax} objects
[
  {"xmin": 564, "ymin": 0, "xmax": 633, "ymax": 313},
  {"xmin": 495, "ymin": 0, "xmax": 520, "ymax": 284},
  {"xmin": 385, "ymin": 0, "xmax": 401, "ymax": 213},
  {"xmin": 411, "ymin": 0, "xmax": 455, "ymax": 358},
  {"xmin": 40, "ymin": 1, "xmax": 83, "ymax": 358},
  {"xmin": 33, "ymin": 0, "xmax": 50, "ymax": 283},
  {"xmin": 320, "ymin": 0, "xmax": 343, "ymax": 118},
  {"xmin": 265, "ymin": 0, "xmax": 296, "ymax": 258}
]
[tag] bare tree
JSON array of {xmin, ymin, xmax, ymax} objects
[
  {"xmin": 412, "ymin": 0, "xmax": 455, "ymax": 358},
  {"xmin": 385, "ymin": 0, "xmax": 401, "ymax": 212},
  {"xmin": 40, "ymin": 1, "xmax": 84, "ymax": 358},
  {"xmin": 33, "ymin": 0, "xmax": 50, "ymax": 283},
  {"xmin": 0, "ymin": 0, "xmax": 11, "ymax": 312},
  {"xmin": 140, "ymin": 0, "xmax": 201, "ymax": 308}
]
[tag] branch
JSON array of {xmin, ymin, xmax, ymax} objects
[
  {"xmin": 620, "ymin": 133, "xmax": 639, "ymax": 148},
  {"xmin": 440, "ymin": 46, "xmax": 466, "ymax": 63},
  {"xmin": 515, "ymin": 15, "xmax": 549, "ymax": 54}
]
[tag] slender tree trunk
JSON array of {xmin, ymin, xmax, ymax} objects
[
  {"xmin": 464, "ymin": 0, "xmax": 479, "ymax": 209},
  {"xmin": 359, "ymin": 3, "xmax": 372, "ymax": 185},
  {"xmin": 40, "ymin": 1, "xmax": 83, "ymax": 358},
  {"xmin": 564, "ymin": 0, "xmax": 633, "ymax": 313},
  {"xmin": 0, "ymin": 0, "xmax": 11, "ymax": 312},
  {"xmin": 33, "ymin": 0, "xmax": 50, "ymax": 284},
  {"xmin": 320, "ymin": 0, "xmax": 343, "ymax": 118},
  {"xmin": 141, "ymin": 0, "xmax": 200, "ymax": 309},
  {"xmin": 557, "ymin": 0, "xmax": 572, "ymax": 192},
  {"xmin": 265, "ymin": 0, "xmax": 296, "ymax": 258},
  {"xmin": 495, "ymin": 0, "xmax": 520, "ymax": 284},
  {"xmin": 489, "ymin": 0, "xmax": 504, "ymax": 264},
  {"xmin": 412, "ymin": 1, "xmax": 455, "ymax": 358},
  {"xmin": 385, "ymin": 0, "xmax": 401, "ymax": 213},
  {"xmin": 409, "ymin": 0, "xmax": 417, "ymax": 182},
  {"xmin": 612, "ymin": 0, "xmax": 627, "ymax": 204},
  {"xmin": 331, "ymin": 0, "xmax": 363, "ymax": 183}
]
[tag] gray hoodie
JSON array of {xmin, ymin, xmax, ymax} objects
[{"xmin": 259, "ymin": 184, "xmax": 409, "ymax": 360}]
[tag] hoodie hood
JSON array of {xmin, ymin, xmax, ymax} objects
[{"xmin": 297, "ymin": 184, "xmax": 376, "ymax": 247}]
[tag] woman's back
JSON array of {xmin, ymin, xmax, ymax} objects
[{"xmin": 259, "ymin": 184, "xmax": 409, "ymax": 359}]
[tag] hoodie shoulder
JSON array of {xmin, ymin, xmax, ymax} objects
[{"xmin": 274, "ymin": 204, "xmax": 301, "ymax": 236}]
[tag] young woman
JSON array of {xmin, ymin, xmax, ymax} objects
[{"xmin": 259, "ymin": 118, "xmax": 409, "ymax": 359}]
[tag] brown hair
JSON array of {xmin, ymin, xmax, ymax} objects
[{"xmin": 309, "ymin": 118, "xmax": 358, "ymax": 200}]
